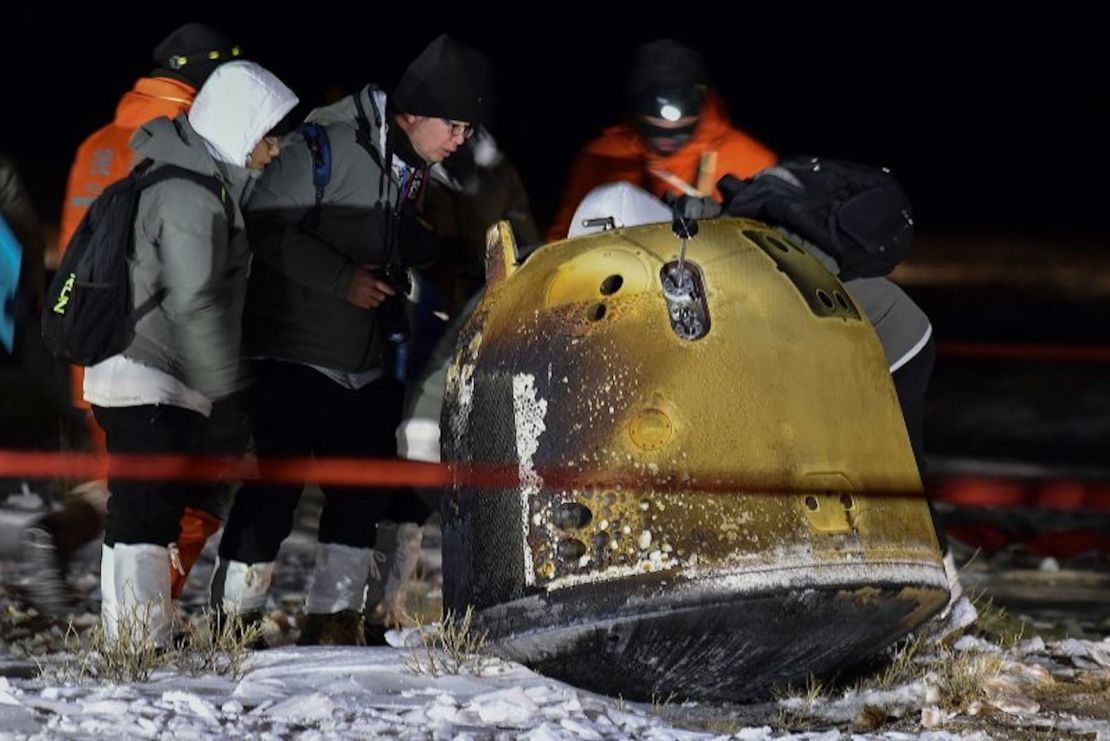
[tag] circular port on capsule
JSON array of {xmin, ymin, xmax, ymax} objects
[
  {"xmin": 552, "ymin": 502, "xmax": 593, "ymax": 530},
  {"xmin": 557, "ymin": 539, "xmax": 587, "ymax": 560},
  {"xmin": 600, "ymin": 275, "xmax": 624, "ymax": 295}
]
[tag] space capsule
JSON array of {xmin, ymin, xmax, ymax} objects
[{"xmin": 440, "ymin": 215, "xmax": 947, "ymax": 701}]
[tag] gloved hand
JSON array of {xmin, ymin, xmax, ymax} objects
[
  {"xmin": 667, "ymin": 194, "xmax": 722, "ymax": 221},
  {"xmin": 666, "ymin": 194, "xmax": 720, "ymax": 239}
]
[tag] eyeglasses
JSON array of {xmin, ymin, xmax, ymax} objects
[{"xmin": 441, "ymin": 119, "xmax": 474, "ymax": 140}]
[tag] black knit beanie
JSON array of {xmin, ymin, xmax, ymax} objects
[
  {"xmin": 392, "ymin": 34, "xmax": 493, "ymax": 125},
  {"xmin": 150, "ymin": 23, "xmax": 240, "ymax": 89}
]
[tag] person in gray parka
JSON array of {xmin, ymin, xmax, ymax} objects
[
  {"xmin": 212, "ymin": 34, "xmax": 492, "ymax": 645},
  {"xmin": 83, "ymin": 61, "xmax": 297, "ymax": 647}
]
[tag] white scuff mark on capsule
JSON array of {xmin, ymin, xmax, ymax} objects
[
  {"xmin": 513, "ymin": 372, "xmax": 548, "ymax": 587},
  {"xmin": 446, "ymin": 331, "xmax": 482, "ymax": 445},
  {"xmin": 679, "ymin": 548, "xmax": 948, "ymax": 596},
  {"xmin": 545, "ymin": 553, "xmax": 680, "ymax": 591}
]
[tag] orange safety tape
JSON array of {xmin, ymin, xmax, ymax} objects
[
  {"xmin": 0, "ymin": 450, "xmax": 926, "ymax": 495},
  {"xmin": 2, "ymin": 450, "xmax": 1109, "ymax": 509},
  {"xmin": 0, "ymin": 452, "xmax": 449, "ymax": 487}
]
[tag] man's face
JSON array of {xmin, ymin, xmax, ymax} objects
[
  {"xmin": 636, "ymin": 113, "xmax": 700, "ymax": 156},
  {"xmin": 401, "ymin": 115, "xmax": 469, "ymax": 163},
  {"xmin": 247, "ymin": 136, "xmax": 280, "ymax": 170}
]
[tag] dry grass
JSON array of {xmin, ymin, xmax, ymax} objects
[
  {"xmin": 176, "ymin": 609, "xmax": 265, "ymax": 679},
  {"xmin": 699, "ymin": 716, "xmax": 745, "ymax": 734},
  {"xmin": 39, "ymin": 602, "xmax": 165, "ymax": 684},
  {"xmin": 873, "ymin": 631, "xmax": 932, "ymax": 690},
  {"xmin": 853, "ymin": 590, "xmax": 1014, "ymax": 698},
  {"xmin": 399, "ymin": 577, "xmax": 443, "ymax": 628},
  {"xmin": 648, "ymin": 690, "xmax": 679, "ymax": 715},
  {"xmin": 404, "ymin": 605, "xmax": 493, "ymax": 677},
  {"xmin": 804, "ymin": 675, "xmax": 831, "ymax": 706},
  {"xmin": 857, "ymin": 620, "xmax": 1004, "ymax": 715},
  {"xmin": 969, "ymin": 591, "xmax": 1028, "ymax": 648},
  {"xmin": 929, "ymin": 647, "xmax": 1004, "ymax": 713},
  {"xmin": 771, "ymin": 609, "xmax": 1011, "ymax": 733},
  {"xmin": 773, "ymin": 673, "xmax": 832, "ymax": 705},
  {"xmin": 772, "ymin": 673, "xmax": 834, "ymax": 730},
  {"xmin": 855, "ymin": 702, "xmax": 895, "ymax": 731},
  {"xmin": 38, "ymin": 604, "xmax": 263, "ymax": 684}
]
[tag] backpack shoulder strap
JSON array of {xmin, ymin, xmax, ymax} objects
[
  {"xmin": 299, "ymin": 123, "xmax": 332, "ymax": 230},
  {"xmin": 140, "ymin": 164, "xmax": 235, "ymax": 233}
]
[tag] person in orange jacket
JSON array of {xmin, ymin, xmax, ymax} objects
[
  {"xmin": 548, "ymin": 39, "xmax": 776, "ymax": 241},
  {"xmin": 23, "ymin": 23, "xmax": 245, "ymax": 616}
]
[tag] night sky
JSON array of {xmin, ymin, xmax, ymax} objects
[{"xmin": 3, "ymin": 9, "xmax": 1106, "ymax": 239}]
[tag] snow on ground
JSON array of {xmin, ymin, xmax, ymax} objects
[
  {"xmin": 2, "ymin": 502, "xmax": 1110, "ymax": 739},
  {"xmin": 9, "ymin": 636, "xmax": 1109, "ymax": 740},
  {"xmin": 0, "ymin": 645, "xmax": 726, "ymax": 739}
]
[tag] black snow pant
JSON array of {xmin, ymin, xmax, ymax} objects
[
  {"xmin": 218, "ymin": 360, "xmax": 419, "ymax": 564},
  {"xmin": 891, "ymin": 335, "xmax": 948, "ymax": 552},
  {"xmin": 95, "ymin": 403, "xmax": 238, "ymax": 546}
]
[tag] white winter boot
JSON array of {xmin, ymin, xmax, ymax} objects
[
  {"xmin": 209, "ymin": 558, "xmax": 275, "ymax": 614},
  {"xmin": 365, "ymin": 522, "xmax": 424, "ymax": 638},
  {"xmin": 298, "ymin": 542, "xmax": 375, "ymax": 646},
  {"xmin": 106, "ymin": 543, "xmax": 174, "ymax": 648},
  {"xmin": 305, "ymin": 542, "xmax": 374, "ymax": 615}
]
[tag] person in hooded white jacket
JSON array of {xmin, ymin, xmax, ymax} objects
[{"xmin": 83, "ymin": 61, "xmax": 297, "ymax": 647}]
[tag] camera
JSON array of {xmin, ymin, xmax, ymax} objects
[{"xmin": 375, "ymin": 263, "xmax": 412, "ymax": 344}]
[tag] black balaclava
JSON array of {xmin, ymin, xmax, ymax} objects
[{"xmin": 150, "ymin": 22, "xmax": 240, "ymax": 89}]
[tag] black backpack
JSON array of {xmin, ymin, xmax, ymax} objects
[
  {"xmin": 42, "ymin": 162, "xmax": 232, "ymax": 366},
  {"xmin": 719, "ymin": 156, "xmax": 913, "ymax": 280}
]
